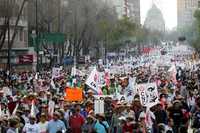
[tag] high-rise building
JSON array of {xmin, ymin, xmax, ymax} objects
[
  {"xmin": 177, "ymin": 0, "xmax": 200, "ymax": 28},
  {"xmin": 127, "ymin": 0, "xmax": 140, "ymax": 24},
  {"xmin": 103, "ymin": 0, "xmax": 140, "ymax": 24}
]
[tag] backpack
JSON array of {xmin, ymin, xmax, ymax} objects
[{"xmin": 93, "ymin": 120, "xmax": 109, "ymax": 133}]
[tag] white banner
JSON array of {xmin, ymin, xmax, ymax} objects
[{"xmin": 137, "ymin": 83, "xmax": 159, "ymax": 108}]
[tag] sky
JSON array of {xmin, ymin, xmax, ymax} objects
[{"xmin": 140, "ymin": 0, "xmax": 177, "ymax": 30}]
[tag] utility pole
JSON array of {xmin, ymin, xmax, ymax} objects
[{"xmin": 7, "ymin": 0, "xmax": 11, "ymax": 71}]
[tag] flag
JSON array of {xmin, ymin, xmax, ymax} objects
[
  {"xmin": 12, "ymin": 103, "xmax": 19, "ymax": 116},
  {"xmin": 86, "ymin": 68, "xmax": 101, "ymax": 93},
  {"xmin": 104, "ymin": 69, "xmax": 110, "ymax": 87},
  {"xmin": 30, "ymin": 100, "xmax": 36, "ymax": 117},
  {"xmin": 48, "ymin": 100, "xmax": 55, "ymax": 117},
  {"xmin": 35, "ymin": 73, "xmax": 38, "ymax": 80},
  {"xmin": 50, "ymin": 79, "xmax": 56, "ymax": 89},
  {"xmin": 168, "ymin": 64, "xmax": 177, "ymax": 84}
]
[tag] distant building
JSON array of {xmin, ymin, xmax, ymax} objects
[
  {"xmin": 177, "ymin": 0, "xmax": 200, "ymax": 28},
  {"xmin": 144, "ymin": 4, "xmax": 165, "ymax": 32},
  {"xmin": 103, "ymin": 0, "xmax": 141, "ymax": 24},
  {"xmin": 127, "ymin": 0, "xmax": 141, "ymax": 24}
]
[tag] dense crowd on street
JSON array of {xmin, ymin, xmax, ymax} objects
[{"xmin": 1, "ymin": 51, "xmax": 200, "ymax": 133}]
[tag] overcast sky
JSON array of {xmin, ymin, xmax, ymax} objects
[{"xmin": 140, "ymin": 0, "xmax": 177, "ymax": 30}]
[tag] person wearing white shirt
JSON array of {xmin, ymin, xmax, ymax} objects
[
  {"xmin": 37, "ymin": 114, "xmax": 48, "ymax": 133},
  {"xmin": 23, "ymin": 116, "xmax": 39, "ymax": 133}
]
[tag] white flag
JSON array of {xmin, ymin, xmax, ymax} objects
[
  {"xmin": 30, "ymin": 100, "xmax": 36, "ymax": 117},
  {"xmin": 48, "ymin": 100, "xmax": 55, "ymax": 117},
  {"xmin": 137, "ymin": 83, "xmax": 159, "ymax": 108},
  {"xmin": 50, "ymin": 79, "xmax": 56, "ymax": 90},
  {"xmin": 86, "ymin": 68, "xmax": 100, "ymax": 93},
  {"xmin": 12, "ymin": 103, "xmax": 19, "ymax": 116},
  {"xmin": 35, "ymin": 73, "xmax": 38, "ymax": 80}
]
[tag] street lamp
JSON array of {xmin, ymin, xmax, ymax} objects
[{"xmin": 31, "ymin": 30, "xmax": 39, "ymax": 72}]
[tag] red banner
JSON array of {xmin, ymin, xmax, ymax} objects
[{"xmin": 18, "ymin": 55, "xmax": 33, "ymax": 64}]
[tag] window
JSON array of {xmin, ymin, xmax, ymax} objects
[{"xmin": 20, "ymin": 29, "xmax": 23, "ymax": 41}]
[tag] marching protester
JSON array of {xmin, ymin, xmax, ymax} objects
[{"xmin": 0, "ymin": 44, "xmax": 200, "ymax": 133}]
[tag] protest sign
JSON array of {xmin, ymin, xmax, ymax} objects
[
  {"xmin": 94, "ymin": 99, "xmax": 104, "ymax": 114},
  {"xmin": 64, "ymin": 88, "xmax": 83, "ymax": 101},
  {"xmin": 124, "ymin": 77, "xmax": 136, "ymax": 103},
  {"xmin": 71, "ymin": 67, "xmax": 85, "ymax": 76},
  {"xmin": 85, "ymin": 68, "xmax": 101, "ymax": 93},
  {"xmin": 94, "ymin": 95, "xmax": 126, "ymax": 102},
  {"xmin": 137, "ymin": 83, "xmax": 159, "ymax": 108},
  {"xmin": 52, "ymin": 67, "xmax": 61, "ymax": 78}
]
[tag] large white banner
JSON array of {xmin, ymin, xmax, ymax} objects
[{"xmin": 137, "ymin": 83, "xmax": 159, "ymax": 108}]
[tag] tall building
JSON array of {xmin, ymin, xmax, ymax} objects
[
  {"xmin": 144, "ymin": 4, "xmax": 165, "ymax": 32},
  {"xmin": 177, "ymin": 0, "xmax": 200, "ymax": 28},
  {"xmin": 0, "ymin": 0, "xmax": 33, "ymax": 69},
  {"xmin": 127, "ymin": 0, "xmax": 140, "ymax": 24},
  {"xmin": 103, "ymin": 0, "xmax": 141, "ymax": 24}
]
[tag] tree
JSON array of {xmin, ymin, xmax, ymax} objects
[{"xmin": 192, "ymin": 10, "xmax": 200, "ymax": 52}]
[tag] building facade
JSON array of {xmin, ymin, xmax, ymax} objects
[
  {"xmin": 0, "ymin": 0, "xmax": 33, "ymax": 70},
  {"xmin": 127, "ymin": 0, "xmax": 140, "ymax": 24},
  {"xmin": 103, "ymin": 0, "xmax": 141, "ymax": 24},
  {"xmin": 177, "ymin": 0, "xmax": 200, "ymax": 28}
]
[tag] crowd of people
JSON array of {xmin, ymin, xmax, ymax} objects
[{"xmin": 0, "ymin": 57, "xmax": 200, "ymax": 133}]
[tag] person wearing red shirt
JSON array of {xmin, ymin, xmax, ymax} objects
[{"xmin": 69, "ymin": 104, "xmax": 85, "ymax": 133}]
